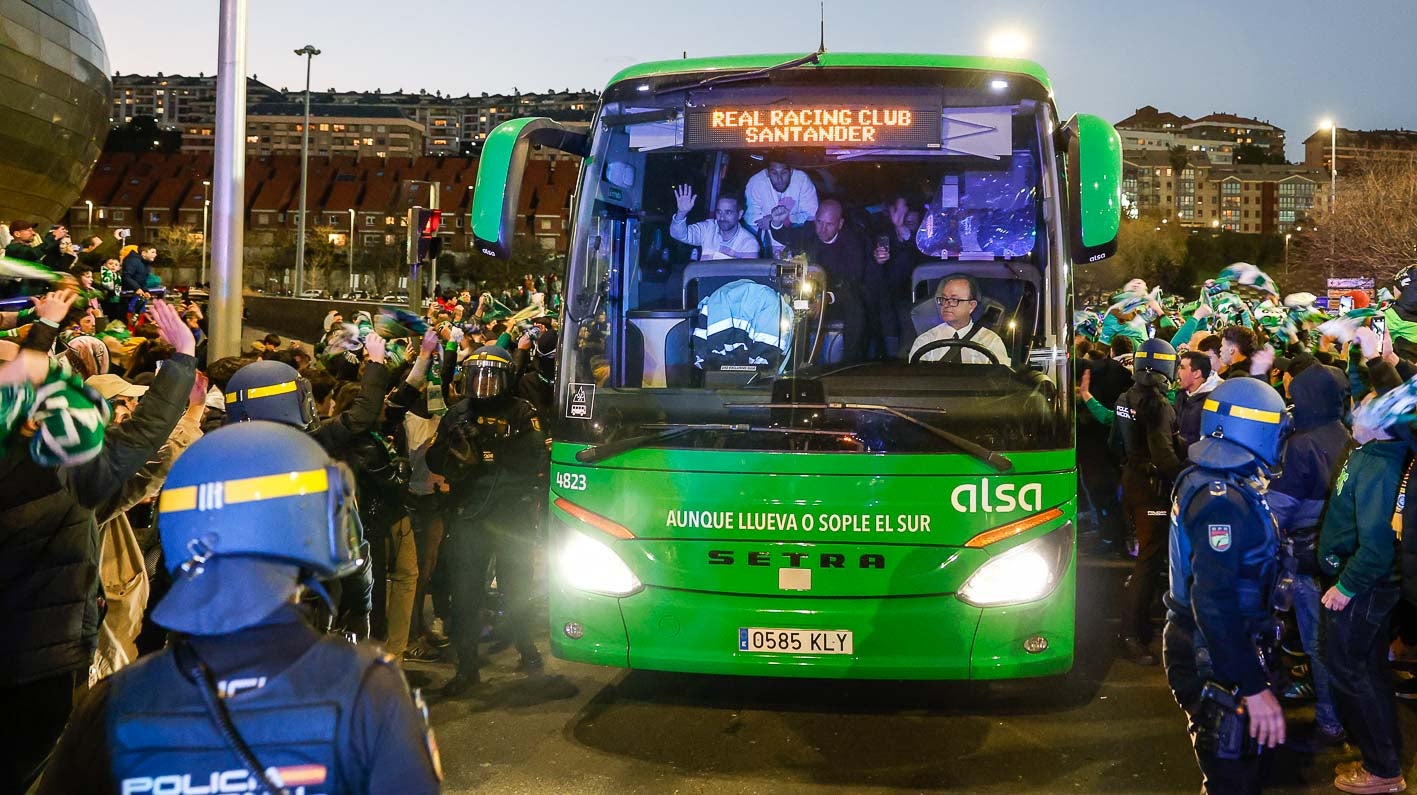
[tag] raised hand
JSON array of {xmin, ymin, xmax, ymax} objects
[
  {"xmin": 34, "ymin": 288, "xmax": 77, "ymax": 323},
  {"xmin": 147, "ymin": 297, "xmax": 196, "ymax": 356},
  {"xmin": 770, "ymin": 205, "xmax": 790, "ymax": 227},
  {"xmin": 673, "ymin": 184, "xmax": 697, "ymax": 216},
  {"xmin": 364, "ymin": 331, "xmax": 387, "ymax": 364}
]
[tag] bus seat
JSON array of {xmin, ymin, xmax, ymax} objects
[
  {"xmin": 682, "ymin": 259, "xmax": 778, "ymax": 308},
  {"xmin": 626, "ymin": 309, "xmax": 695, "ymax": 388}
]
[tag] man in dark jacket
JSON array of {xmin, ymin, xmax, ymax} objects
[
  {"xmin": 0, "ymin": 295, "xmax": 196, "ymax": 792},
  {"xmin": 769, "ymin": 199, "xmax": 873, "ymax": 362},
  {"xmin": 1385, "ymin": 264, "xmax": 1417, "ymax": 363},
  {"xmin": 1269, "ymin": 363, "xmax": 1353, "ymax": 747},
  {"xmin": 120, "ymin": 244, "xmax": 156, "ymax": 296},
  {"xmin": 5, "ymin": 220, "xmax": 57, "ymax": 263},
  {"xmin": 1174, "ymin": 350, "xmax": 1221, "ymax": 449}
]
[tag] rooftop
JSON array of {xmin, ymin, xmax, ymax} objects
[{"xmin": 607, "ymin": 52, "xmax": 1051, "ymax": 93}]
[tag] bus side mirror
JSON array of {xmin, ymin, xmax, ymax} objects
[
  {"xmin": 471, "ymin": 117, "xmax": 589, "ymax": 259},
  {"xmin": 1063, "ymin": 113, "xmax": 1122, "ymax": 264}
]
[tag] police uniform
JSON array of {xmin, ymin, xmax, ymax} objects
[
  {"xmin": 36, "ymin": 423, "xmax": 442, "ymax": 795},
  {"xmin": 1162, "ymin": 378, "xmax": 1289, "ymax": 794},
  {"xmin": 1111, "ymin": 338, "xmax": 1183, "ymax": 660},
  {"xmin": 428, "ymin": 346, "xmax": 549, "ymax": 697}
]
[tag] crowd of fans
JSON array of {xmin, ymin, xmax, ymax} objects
[
  {"xmin": 0, "ymin": 226, "xmax": 562, "ymax": 789},
  {"xmin": 1077, "ymin": 260, "xmax": 1417, "ymax": 791}
]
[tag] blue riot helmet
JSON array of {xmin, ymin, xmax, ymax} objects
[
  {"xmin": 1134, "ymin": 337, "xmax": 1178, "ymax": 379},
  {"xmin": 463, "ymin": 345, "xmax": 514, "ymax": 401},
  {"xmin": 151, "ymin": 422, "xmax": 364, "ymax": 635},
  {"xmin": 1189, "ymin": 377, "xmax": 1292, "ymax": 471},
  {"xmin": 223, "ymin": 360, "xmax": 318, "ymax": 431}
]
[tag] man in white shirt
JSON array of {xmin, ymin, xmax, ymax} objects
[
  {"xmin": 908, "ymin": 274, "xmax": 1012, "ymax": 365},
  {"xmin": 669, "ymin": 185, "xmax": 761, "ymax": 260},
  {"xmin": 746, "ymin": 160, "xmax": 819, "ymax": 235}
]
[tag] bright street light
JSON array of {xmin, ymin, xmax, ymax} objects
[
  {"xmin": 987, "ymin": 29, "xmax": 1029, "ymax": 58},
  {"xmin": 294, "ymin": 44, "xmax": 321, "ymax": 296}
]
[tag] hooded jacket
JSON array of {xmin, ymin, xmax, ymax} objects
[
  {"xmin": 1319, "ymin": 438, "xmax": 1406, "ymax": 598},
  {"xmin": 1269, "ymin": 365, "xmax": 1354, "ymax": 533},
  {"xmin": 1175, "ymin": 371, "xmax": 1222, "ymax": 449}
]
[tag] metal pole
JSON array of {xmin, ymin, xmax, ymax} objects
[
  {"xmin": 200, "ymin": 180, "xmax": 210, "ymax": 285},
  {"xmin": 85, "ymin": 201, "xmax": 93, "ymax": 233},
  {"xmin": 348, "ymin": 208, "xmax": 355, "ymax": 293},
  {"xmin": 1329, "ymin": 125, "xmax": 1337, "ymax": 210},
  {"xmin": 294, "ymin": 45, "xmax": 319, "ymax": 296},
  {"xmin": 406, "ymin": 206, "xmax": 421, "ymax": 311},
  {"xmin": 210, "ymin": 0, "xmax": 247, "ymax": 360},
  {"xmin": 429, "ymin": 181, "xmax": 440, "ymax": 296}
]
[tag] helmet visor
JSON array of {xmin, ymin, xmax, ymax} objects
[
  {"xmin": 468, "ymin": 366, "xmax": 508, "ymax": 400},
  {"xmin": 326, "ymin": 463, "xmax": 365, "ymax": 576}
]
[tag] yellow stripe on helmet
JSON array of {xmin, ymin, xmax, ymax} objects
[
  {"xmin": 159, "ymin": 468, "xmax": 330, "ymax": 514},
  {"xmin": 1202, "ymin": 398, "xmax": 1282, "ymax": 424},
  {"xmin": 1144, "ymin": 351, "xmax": 1177, "ymax": 361},
  {"xmin": 224, "ymin": 380, "xmax": 298, "ymax": 404}
]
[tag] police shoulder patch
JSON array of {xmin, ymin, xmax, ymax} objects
[{"xmin": 1208, "ymin": 524, "xmax": 1232, "ymax": 552}]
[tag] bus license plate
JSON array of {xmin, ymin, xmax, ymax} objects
[{"xmin": 739, "ymin": 628, "xmax": 853, "ymax": 654}]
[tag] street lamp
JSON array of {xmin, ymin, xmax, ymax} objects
[
  {"xmin": 293, "ymin": 44, "xmax": 321, "ymax": 296},
  {"xmin": 348, "ymin": 208, "xmax": 356, "ymax": 294},
  {"xmin": 1319, "ymin": 118, "xmax": 1337, "ymax": 210},
  {"xmin": 986, "ymin": 28, "xmax": 1029, "ymax": 57},
  {"xmin": 84, "ymin": 200, "xmax": 93, "ymax": 233},
  {"xmin": 200, "ymin": 180, "xmax": 211, "ymax": 285}
]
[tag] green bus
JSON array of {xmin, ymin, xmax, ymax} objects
[{"xmin": 472, "ymin": 52, "xmax": 1121, "ymax": 679}]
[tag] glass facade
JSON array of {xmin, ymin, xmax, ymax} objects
[{"xmin": 0, "ymin": 0, "xmax": 111, "ymax": 224}]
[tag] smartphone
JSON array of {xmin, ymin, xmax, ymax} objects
[
  {"xmin": 1373, "ymin": 316, "xmax": 1387, "ymax": 337},
  {"xmin": 875, "ymin": 234, "xmax": 891, "ymax": 252}
]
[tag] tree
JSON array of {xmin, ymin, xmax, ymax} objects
[
  {"xmin": 1297, "ymin": 158, "xmax": 1417, "ymax": 292},
  {"xmin": 1075, "ymin": 214, "xmax": 1187, "ymax": 300}
]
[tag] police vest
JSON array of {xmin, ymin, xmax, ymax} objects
[
  {"xmin": 107, "ymin": 635, "xmax": 387, "ymax": 795},
  {"xmin": 1169, "ymin": 466, "xmax": 1280, "ymax": 615}
]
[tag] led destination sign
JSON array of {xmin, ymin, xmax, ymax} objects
[{"xmin": 685, "ymin": 101, "xmax": 942, "ymax": 149}]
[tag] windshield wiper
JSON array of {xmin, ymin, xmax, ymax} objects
[
  {"xmin": 574, "ymin": 421, "xmax": 860, "ymax": 463},
  {"xmin": 652, "ymin": 52, "xmax": 822, "ymax": 97},
  {"xmin": 728, "ymin": 401, "xmax": 1014, "ymax": 473}
]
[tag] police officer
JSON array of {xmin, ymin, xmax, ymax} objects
[
  {"xmin": 224, "ymin": 336, "xmax": 392, "ymax": 640},
  {"xmin": 428, "ymin": 345, "xmax": 549, "ymax": 698},
  {"xmin": 1164, "ymin": 378, "xmax": 1290, "ymax": 794},
  {"xmin": 37, "ymin": 422, "xmax": 442, "ymax": 794},
  {"xmin": 1112, "ymin": 337, "xmax": 1184, "ymax": 664}
]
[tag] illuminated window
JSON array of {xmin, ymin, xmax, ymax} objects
[
  {"xmin": 319, "ymin": 123, "xmax": 330, "ymax": 132},
  {"xmin": 246, "ymin": 135, "xmax": 259, "ymax": 143},
  {"xmin": 333, "ymin": 124, "xmax": 347, "ymax": 132}
]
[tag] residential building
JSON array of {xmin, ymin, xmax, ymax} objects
[
  {"xmin": 112, "ymin": 73, "xmax": 597, "ymax": 157},
  {"xmin": 1302, "ymin": 127, "xmax": 1417, "ymax": 173},
  {"xmin": 1123, "ymin": 150, "xmax": 1326, "ymax": 234},
  {"xmin": 1116, "ymin": 106, "xmax": 1284, "ymax": 165},
  {"xmin": 112, "ymin": 73, "xmax": 282, "ymax": 151},
  {"xmin": 245, "ymin": 104, "xmax": 426, "ymax": 158}
]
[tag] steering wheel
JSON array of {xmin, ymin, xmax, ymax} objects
[{"xmin": 908, "ymin": 338, "xmax": 1002, "ymax": 365}]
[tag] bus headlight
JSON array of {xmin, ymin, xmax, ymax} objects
[
  {"xmin": 557, "ymin": 531, "xmax": 643, "ymax": 597},
  {"xmin": 957, "ymin": 524, "xmax": 1072, "ymax": 608}
]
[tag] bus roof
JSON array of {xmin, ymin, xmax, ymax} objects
[{"xmin": 607, "ymin": 52, "xmax": 1051, "ymax": 93}]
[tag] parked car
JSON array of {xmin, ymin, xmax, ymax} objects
[
  {"xmin": 350, "ymin": 290, "xmax": 371, "ymax": 301},
  {"xmin": 299, "ymin": 289, "xmax": 327, "ymax": 299},
  {"xmin": 380, "ymin": 294, "xmax": 408, "ymax": 303}
]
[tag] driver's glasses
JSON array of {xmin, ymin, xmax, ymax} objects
[{"xmin": 936, "ymin": 297, "xmax": 975, "ymax": 308}]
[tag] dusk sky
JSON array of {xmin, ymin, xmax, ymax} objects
[{"xmin": 94, "ymin": 0, "xmax": 1415, "ymax": 162}]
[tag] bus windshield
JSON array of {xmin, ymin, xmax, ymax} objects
[{"xmin": 556, "ymin": 68, "xmax": 1071, "ymax": 455}]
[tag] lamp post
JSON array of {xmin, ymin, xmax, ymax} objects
[
  {"xmin": 293, "ymin": 44, "xmax": 321, "ymax": 296},
  {"xmin": 1284, "ymin": 232, "xmax": 1292, "ymax": 280},
  {"xmin": 1319, "ymin": 118, "xmax": 1337, "ymax": 210},
  {"xmin": 84, "ymin": 200, "xmax": 93, "ymax": 233},
  {"xmin": 200, "ymin": 180, "xmax": 211, "ymax": 285},
  {"xmin": 347, "ymin": 208, "xmax": 355, "ymax": 294}
]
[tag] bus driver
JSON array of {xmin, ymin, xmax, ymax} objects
[{"xmin": 908, "ymin": 274, "xmax": 1011, "ymax": 365}]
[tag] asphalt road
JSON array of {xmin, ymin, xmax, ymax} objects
[{"xmin": 412, "ymin": 554, "xmax": 1417, "ymax": 794}]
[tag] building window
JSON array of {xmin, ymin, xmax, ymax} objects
[
  {"xmin": 112, "ymin": 210, "xmax": 125, "ymax": 221},
  {"xmin": 257, "ymin": 213, "xmax": 270, "ymax": 225}
]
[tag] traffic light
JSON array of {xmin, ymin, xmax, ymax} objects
[{"xmin": 416, "ymin": 209, "xmax": 442, "ymax": 260}]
